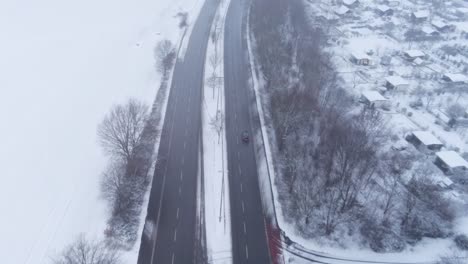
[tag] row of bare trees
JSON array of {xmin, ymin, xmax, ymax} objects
[
  {"xmin": 98, "ymin": 98, "xmax": 152, "ymax": 248},
  {"xmin": 250, "ymin": 0, "xmax": 455, "ymax": 252},
  {"xmin": 52, "ymin": 40, "xmax": 176, "ymax": 263}
]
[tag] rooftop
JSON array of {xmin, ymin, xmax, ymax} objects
[
  {"xmin": 351, "ymin": 51, "xmax": 370, "ymax": 60},
  {"xmin": 412, "ymin": 10, "xmax": 430, "ymax": 19},
  {"xmin": 412, "ymin": 131, "xmax": 442, "ymax": 146},
  {"xmin": 376, "ymin": 5, "xmax": 391, "ymax": 12},
  {"xmin": 436, "ymin": 151, "xmax": 468, "ymax": 169},
  {"xmin": 444, "ymin": 73, "xmax": 467, "ymax": 83},
  {"xmin": 343, "ymin": 0, "xmax": 358, "ymax": 6},
  {"xmin": 362, "ymin": 91, "xmax": 387, "ymax": 102},
  {"xmin": 431, "ymin": 20, "xmax": 448, "ymax": 29},
  {"xmin": 436, "ymin": 177, "xmax": 454, "ymax": 188}
]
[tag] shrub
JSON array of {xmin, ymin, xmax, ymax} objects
[
  {"xmin": 360, "ymin": 218, "xmax": 405, "ymax": 252},
  {"xmin": 455, "ymin": 234, "xmax": 468, "ymax": 251}
]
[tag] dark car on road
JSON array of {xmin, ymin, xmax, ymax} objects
[{"xmin": 241, "ymin": 130, "xmax": 249, "ymax": 143}]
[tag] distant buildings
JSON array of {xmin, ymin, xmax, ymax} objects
[{"xmin": 435, "ymin": 151, "xmax": 468, "ymax": 175}]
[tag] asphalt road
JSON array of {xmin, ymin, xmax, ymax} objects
[
  {"xmin": 224, "ymin": 0, "xmax": 272, "ymax": 263},
  {"xmin": 137, "ymin": 0, "xmax": 219, "ymax": 263}
]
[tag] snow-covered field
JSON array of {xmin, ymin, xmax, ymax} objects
[{"xmin": 0, "ymin": 0, "xmax": 201, "ymax": 263}]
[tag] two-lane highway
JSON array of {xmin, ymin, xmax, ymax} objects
[
  {"xmin": 224, "ymin": 0, "xmax": 271, "ymax": 263},
  {"xmin": 137, "ymin": 0, "xmax": 219, "ymax": 263}
]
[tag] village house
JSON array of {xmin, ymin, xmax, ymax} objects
[
  {"xmin": 411, "ymin": 10, "xmax": 430, "ymax": 22},
  {"xmin": 335, "ymin": 5, "xmax": 351, "ymax": 16},
  {"xmin": 403, "ymin": 49, "xmax": 425, "ymax": 61},
  {"xmin": 436, "ymin": 177, "xmax": 454, "ymax": 189},
  {"xmin": 385, "ymin": 75, "xmax": 409, "ymax": 90},
  {"xmin": 421, "ymin": 26, "xmax": 440, "ymax": 38},
  {"xmin": 406, "ymin": 131, "xmax": 443, "ymax": 153},
  {"xmin": 442, "ymin": 73, "xmax": 467, "ymax": 84},
  {"xmin": 435, "ymin": 151, "xmax": 468, "ymax": 175},
  {"xmin": 360, "ymin": 91, "xmax": 388, "ymax": 108},
  {"xmin": 350, "ymin": 51, "xmax": 371, "ymax": 65},
  {"xmin": 412, "ymin": 57, "xmax": 425, "ymax": 66},
  {"xmin": 342, "ymin": 0, "xmax": 359, "ymax": 8},
  {"xmin": 375, "ymin": 5, "xmax": 393, "ymax": 16},
  {"xmin": 431, "ymin": 20, "xmax": 451, "ymax": 32}
]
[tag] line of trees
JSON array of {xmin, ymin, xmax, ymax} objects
[
  {"xmin": 98, "ymin": 98, "xmax": 152, "ymax": 248},
  {"xmin": 250, "ymin": 0, "xmax": 455, "ymax": 252},
  {"xmin": 97, "ymin": 40, "xmax": 176, "ymax": 249}
]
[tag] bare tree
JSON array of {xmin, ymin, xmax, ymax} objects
[
  {"xmin": 176, "ymin": 12, "xmax": 188, "ymax": 28},
  {"xmin": 154, "ymin": 40, "xmax": 176, "ymax": 76},
  {"xmin": 98, "ymin": 99, "xmax": 149, "ymax": 164},
  {"xmin": 53, "ymin": 235, "xmax": 120, "ymax": 264},
  {"xmin": 101, "ymin": 161, "xmax": 125, "ymax": 203},
  {"xmin": 209, "ymin": 52, "xmax": 221, "ymax": 73},
  {"xmin": 209, "ymin": 111, "xmax": 224, "ymax": 143}
]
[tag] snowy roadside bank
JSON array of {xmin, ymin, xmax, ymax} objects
[
  {"xmin": 202, "ymin": 0, "xmax": 233, "ymax": 262},
  {"xmin": 121, "ymin": 33, "xmax": 181, "ymax": 264}
]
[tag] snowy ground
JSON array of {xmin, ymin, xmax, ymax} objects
[
  {"xmin": 0, "ymin": 0, "xmax": 202, "ymax": 263},
  {"xmin": 202, "ymin": 0, "xmax": 233, "ymax": 262}
]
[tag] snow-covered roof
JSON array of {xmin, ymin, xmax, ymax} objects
[
  {"xmin": 436, "ymin": 151, "xmax": 468, "ymax": 169},
  {"xmin": 413, "ymin": 57, "xmax": 424, "ymax": 65},
  {"xmin": 411, "ymin": 131, "xmax": 442, "ymax": 146},
  {"xmin": 343, "ymin": 0, "xmax": 358, "ymax": 6},
  {"xmin": 385, "ymin": 76, "xmax": 409, "ymax": 87},
  {"xmin": 335, "ymin": 6, "xmax": 350, "ymax": 15},
  {"xmin": 422, "ymin": 26, "xmax": 437, "ymax": 35},
  {"xmin": 376, "ymin": 5, "xmax": 391, "ymax": 12},
  {"xmin": 351, "ymin": 51, "xmax": 370, "ymax": 60},
  {"xmin": 412, "ymin": 10, "xmax": 430, "ymax": 19},
  {"xmin": 432, "ymin": 20, "xmax": 448, "ymax": 29},
  {"xmin": 443, "ymin": 73, "xmax": 467, "ymax": 83},
  {"xmin": 362, "ymin": 91, "xmax": 387, "ymax": 102},
  {"xmin": 436, "ymin": 177, "xmax": 454, "ymax": 188},
  {"xmin": 404, "ymin": 49, "xmax": 425, "ymax": 58}
]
